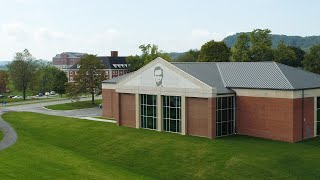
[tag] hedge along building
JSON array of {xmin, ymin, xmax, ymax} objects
[{"xmin": 102, "ymin": 57, "xmax": 320, "ymax": 143}]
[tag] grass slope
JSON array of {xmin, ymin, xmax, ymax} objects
[
  {"xmin": 1, "ymin": 112, "xmax": 320, "ymax": 179},
  {"xmin": 45, "ymin": 99, "xmax": 102, "ymax": 110}
]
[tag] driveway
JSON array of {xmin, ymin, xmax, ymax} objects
[{"xmin": 1, "ymin": 97, "xmax": 102, "ymax": 118}]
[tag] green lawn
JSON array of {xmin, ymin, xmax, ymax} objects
[
  {"xmin": 44, "ymin": 99, "xmax": 102, "ymax": 110},
  {"xmin": 1, "ymin": 112, "xmax": 320, "ymax": 179}
]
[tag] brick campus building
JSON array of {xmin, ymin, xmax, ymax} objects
[
  {"xmin": 53, "ymin": 51, "xmax": 129, "ymax": 82},
  {"xmin": 101, "ymin": 57, "xmax": 320, "ymax": 142}
]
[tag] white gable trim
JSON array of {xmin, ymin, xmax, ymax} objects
[{"xmin": 115, "ymin": 57, "xmax": 216, "ymax": 98}]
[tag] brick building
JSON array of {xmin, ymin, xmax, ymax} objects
[
  {"xmin": 66, "ymin": 51, "xmax": 129, "ymax": 82},
  {"xmin": 52, "ymin": 52, "xmax": 87, "ymax": 70},
  {"xmin": 101, "ymin": 57, "xmax": 320, "ymax": 143}
]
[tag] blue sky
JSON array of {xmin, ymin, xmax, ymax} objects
[{"xmin": 0, "ymin": 0, "xmax": 319, "ymax": 61}]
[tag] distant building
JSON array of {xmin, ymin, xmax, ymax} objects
[
  {"xmin": 52, "ymin": 52, "xmax": 87, "ymax": 70},
  {"xmin": 66, "ymin": 51, "xmax": 129, "ymax": 82}
]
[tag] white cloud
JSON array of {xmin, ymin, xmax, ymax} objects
[
  {"xmin": 191, "ymin": 28, "xmax": 231, "ymax": 41},
  {"xmin": 34, "ymin": 27, "xmax": 71, "ymax": 41},
  {"xmin": 1, "ymin": 22, "xmax": 30, "ymax": 41},
  {"xmin": 93, "ymin": 29, "xmax": 119, "ymax": 41}
]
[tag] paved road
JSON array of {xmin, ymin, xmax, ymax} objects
[
  {"xmin": 0, "ymin": 112, "xmax": 18, "ymax": 151},
  {"xmin": 1, "ymin": 97, "xmax": 102, "ymax": 118}
]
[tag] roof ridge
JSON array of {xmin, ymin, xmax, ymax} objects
[
  {"xmin": 216, "ymin": 63, "xmax": 227, "ymax": 88},
  {"xmin": 275, "ymin": 62, "xmax": 320, "ymax": 78},
  {"xmin": 273, "ymin": 62, "xmax": 294, "ymax": 89}
]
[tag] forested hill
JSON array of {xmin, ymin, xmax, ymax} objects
[{"xmin": 223, "ymin": 33, "xmax": 320, "ymax": 51}]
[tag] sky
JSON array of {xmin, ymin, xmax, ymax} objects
[{"xmin": 0, "ymin": 0, "xmax": 319, "ymax": 61}]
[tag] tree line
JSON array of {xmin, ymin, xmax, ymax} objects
[
  {"xmin": 1, "ymin": 49, "xmax": 105, "ymax": 104},
  {"xmin": 173, "ymin": 29, "xmax": 320, "ymax": 74},
  {"xmin": 223, "ymin": 32, "xmax": 320, "ymax": 51},
  {"xmin": 1, "ymin": 49, "xmax": 68, "ymax": 99}
]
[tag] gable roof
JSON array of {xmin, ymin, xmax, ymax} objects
[
  {"xmin": 68, "ymin": 56, "xmax": 128, "ymax": 70},
  {"xmin": 103, "ymin": 58, "xmax": 320, "ymax": 93},
  {"xmin": 172, "ymin": 62, "xmax": 234, "ymax": 94}
]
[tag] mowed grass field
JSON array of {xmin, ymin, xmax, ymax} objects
[
  {"xmin": 1, "ymin": 112, "xmax": 320, "ymax": 179},
  {"xmin": 45, "ymin": 99, "xmax": 102, "ymax": 110}
]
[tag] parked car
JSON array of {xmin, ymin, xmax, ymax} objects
[
  {"xmin": 0, "ymin": 95, "xmax": 6, "ymax": 99},
  {"xmin": 50, "ymin": 91, "xmax": 55, "ymax": 95},
  {"xmin": 8, "ymin": 95, "xmax": 15, "ymax": 98},
  {"xmin": 12, "ymin": 95, "xmax": 22, "ymax": 99},
  {"xmin": 98, "ymin": 104, "xmax": 102, "ymax": 108},
  {"xmin": 38, "ymin": 93, "xmax": 43, "ymax": 97}
]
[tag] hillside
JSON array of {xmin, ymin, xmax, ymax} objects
[{"xmin": 223, "ymin": 33, "xmax": 320, "ymax": 51}]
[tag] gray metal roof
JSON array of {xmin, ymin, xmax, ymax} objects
[
  {"xmin": 172, "ymin": 63, "xmax": 234, "ymax": 94},
  {"xmin": 277, "ymin": 63, "xmax": 320, "ymax": 89},
  {"xmin": 217, "ymin": 62, "xmax": 294, "ymax": 90},
  {"xmin": 102, "ymin": 73, "xmax": 132, "ymax": 84},
  {"xmin": 103, "ymin": 61, "xmax": 320, "ymax": 93}
]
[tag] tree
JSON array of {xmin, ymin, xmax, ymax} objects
[
  {"xmin": 77, "ymin": 54, "xmax": 105, "ymax": 104},
  {"xmin": 274, "ymin": 41, "xmax": 297, "ymax": 66},
  {"xmin": 197, "ymin": 40, "xmax": 231, "ymax": 62},
  {"xmin": 37, "ymin": 66, "xmax": 57, "ymax": 93},
  {"xmin": 126, "ymin": 55, "xmax": 144, "ymax": 72},
  {"xmin": 126, "ymin": 44, "xmax": 171, "ymax": 71},
  {"xmin": 176, "ymin": 49, "xmax": 199, "ymax": 62},
  {"xmin": 0, "ymin": 70, "xmax": 9, "ymax": 94},
  {"xmin": 66, "ymin": 83, "xmax": 81, "ymax": 102},
  {"xmin": 231, "ymin": 33, "xmax": 251, "ymax": 62},
  {"xmin": 250, "ymin": 29, "xmax": 274, "ymax": 61},
  {"xmin": 7, "ymin": 49, "xmax": 38, "ymax": 100},
  {"xmin": 288, "ymin": 46, "xmax": 305, "ymax": 67},
  {"xmin": 52, "ymin": 70, "xmax": 68, "ymax": 97},
  {"xmin": 302, "ymin": 44, "xmax": 320, "ymax": 74}
]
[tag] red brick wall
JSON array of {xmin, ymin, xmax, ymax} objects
[
  {"xmin": 293, "ymin": 97, "xmax": 314, "ymax": 142},
  {"xmin": 186, "ymin": 97, "xmax": 216, "ymax": 138},
  {"xmin": 102, "ymin": 89, "xmax": 118, "ymax": 119},
  {"xmin": 119, "ymin": 93, "xmax": 136, "ymax": 128},
  {"xmin": 236, "ymin": 96, "xmax": 315, "ymax": 142}
]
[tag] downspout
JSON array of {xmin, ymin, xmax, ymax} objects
[{"xmin": 302, "ymin": 89, "xmax": 304, "ymax": 141}]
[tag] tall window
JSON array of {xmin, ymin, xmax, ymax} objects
[
  {"xmin": 163, "ymin": 96, "xmax": 181, "ymax": 133},
  {"xmin": 216, "ymin": 96, "xmax": 235, "ymax": 137},
  {"xmin": 140, "ymin": 94, "xmax": 157, "ymax": 130},
  {"xmin": 317, "ymin": 97, "xmax": 320, "ymax": 136}
]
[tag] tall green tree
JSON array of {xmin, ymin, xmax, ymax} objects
[
  {"xmin": 288, "ymin": 46, "xmax": 305, "ymax": 67},
  {"xmin": 77, "ymin": 54, "xmax": 105, "ymax": 104},
  {"xmin": 38, "ymin": 66, "xmax": 57, "ymax": 93},
  {"xmin": 0, "ymin": 70, "xmax": 9, "ymax": 94},
  {"xmin": 7, "ymin": 49, "xmax": 38, "ymax": 100},
  {"xmin": 302, "ymin": 44, "xmax": 320, "ymax": 74},
  {"xmin": 231, "ymin": 33, "xmax": 251, "ymax": 62},
  {"xmin": 66, "ymin": 83, "xmax": 82, "ymax": 102},
  {"xmin": 126, "ymin": 44, "xmax": 171, "ymax": 71},
  {"xmin": 176, "ymin": 49, "xmax": 199, "ymax": 62},
  {"xmin": 197, "ymin": 40, "xmax": 231, "ymax": 62},
  {"xmin": 52, "ymin": 70, "xmax": 68, "ymax": 97},
  {"xmin": 250, "ymin": 29, "xmax": 274, "ymax": 61},
  {"xmin": 36, "ymin": 66, "xmax": 68, "ymax": 96},
  {"xmin": 274, "ymin": 41, "xmax": 297, "ymax": 66},
  {"xmin": 126, "ymin": 55, "xmax": 144, "ymax": 72}
]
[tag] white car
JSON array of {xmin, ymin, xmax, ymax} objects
[
  {"xmin": 12, "ymin": 95, "xmax": 22, "ymax": 99},
  {"xmin": 50, "ymin": 91, "xmax": 55, "ymax": 95}
]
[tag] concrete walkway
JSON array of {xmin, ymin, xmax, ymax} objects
[{"xmin": 0, "ymin": 112, "xmax": 18, "ymax": 151}]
